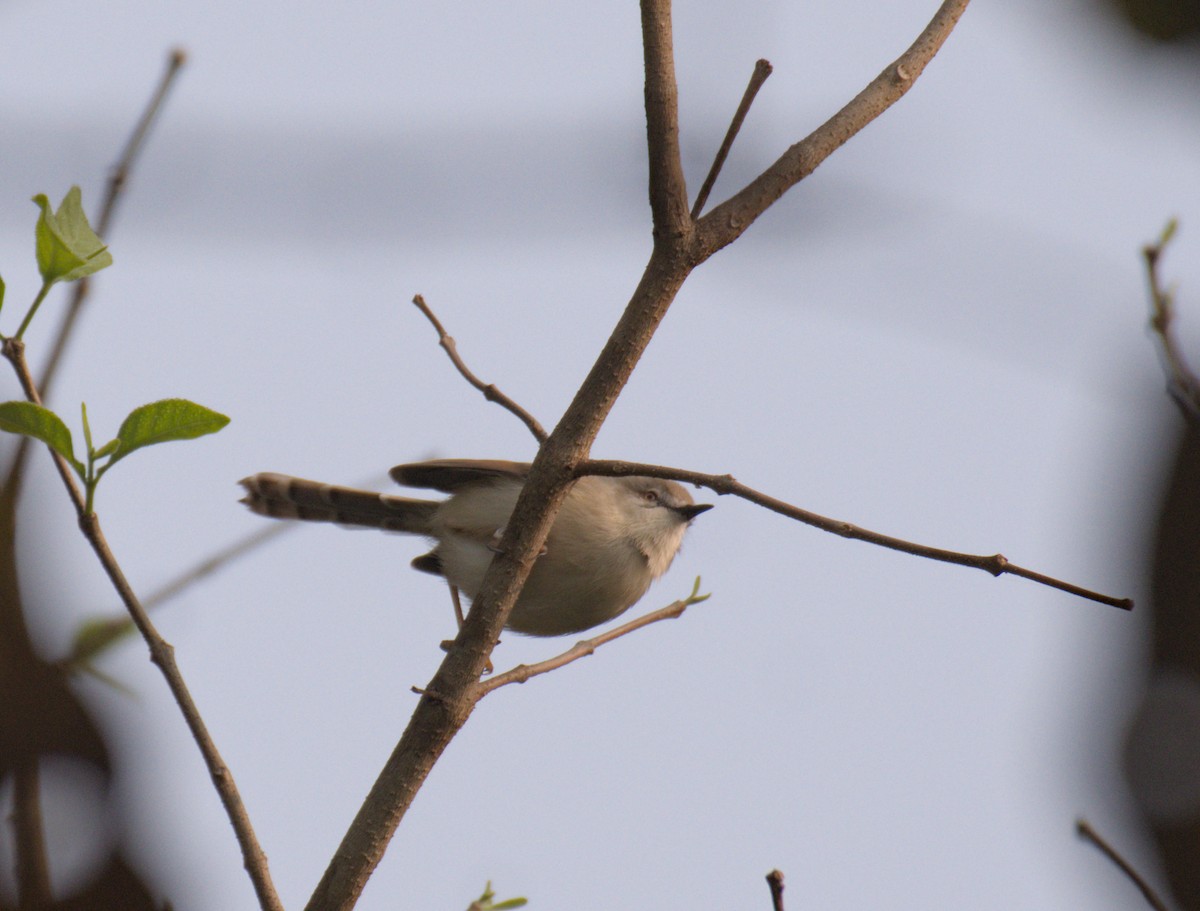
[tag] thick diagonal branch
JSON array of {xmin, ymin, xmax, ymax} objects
[
  {"xmin": 306, "ymin": 4, "xmax": 972, "ymax": 908},
  {"xmin": 642, "ymin": 0, "xmax": 691, "ymax": 238}
]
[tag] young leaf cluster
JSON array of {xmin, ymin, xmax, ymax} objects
[
  {"xmin": 0, "ymin": 186, "xmax": 113, "ymax": 341},
  {"xmin": 0, "ymin": 399, "xmax": 228, "ymax": 513},
  {"xmin": 0, "ymin": 187, "xmax": 229, "ymax": 513},
  {"xmin": 467, "ymin": 882, "xmax": 528, "ymax": 911}
]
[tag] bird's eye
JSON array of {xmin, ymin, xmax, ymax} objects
[{"xmin": 642, "ymin": 489, "xmax": 659, "ymax": 504}]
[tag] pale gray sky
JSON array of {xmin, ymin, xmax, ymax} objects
[{"xmin": 1, "ymin": 1, "xmax": 1197, "ymax": 909}]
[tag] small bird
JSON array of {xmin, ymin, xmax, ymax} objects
[{"xmin": 239, "ymin": 459, "xmax": 711, "ymax": 636}]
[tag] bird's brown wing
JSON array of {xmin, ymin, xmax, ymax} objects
[{"xmin": 389, "ymin": 459, "xmax": 531, "ymax": 492}]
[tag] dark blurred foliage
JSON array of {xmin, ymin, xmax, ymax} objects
[
  {"xmin": 0, "ymin": 441, "xmax": 160, "ymax": 908},
  {"xmin": 1107, "ymin": 0, "xmax": 1200, "ymax": 40},
  {"xmin": 1084, "ymin": 3, "xmax": 1200, "ymax": 906},
  {"xmin": 1125, "ymin": 418, "xmax": 1200, "ymax": 911}
]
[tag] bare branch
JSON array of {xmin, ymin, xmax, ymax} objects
[
  {"xmin": 474, "ymin": 579, "xmax": 709, "ymax": 697},
  {"xmin": 691, "ymin": 59, "xmax": 774, "ymax": 220},
  {"xmin": 38, "ymin": 47, "xmax": 187, "ymax": 401},
  {"xmin": 1, "ymin": 53, "xmax": 190, "ymax": 902},
  {"xmin": 641, "ymin": 0, "xmax": 691, "ymax": 238},
  {"xmin": 0, "ymin": 340, "xmax": 283, "ymax": 911},
  {"xmin": 307, "ymin": 6, "xmax": 976, "ymax": 908},
  {"xmin": 766, "ymin": 870, "xmax": 786, "ymax": 911},
  {"xmin": 579, "ymin": 459, "xmax": 1134, "ymax": 610},
  {"xmin": 693, "ymin": 0, "xmax": 970, "ymax": 262},
  {"xmin": 412, "ymin": 294, "xmax": 547, "ymax": 442},
  {"xmin": 1144, "ymin": 219, "xmax": 1200, "ymax": 419},
  {"xmin": 1077, "ymin": 818, "xmax": 1169, "ymax": 911},
  {"xmin": 308, "ymin": 8, "xmax": 700, "ymax": 901}
]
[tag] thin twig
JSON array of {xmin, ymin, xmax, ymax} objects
[
  {"xmin": 766, "ymin": 870, "xmax": 785, "ymax": 911},
  {"xmin": 0, "ymin": 51, "xmax": 187, "ymax": 903},
  {"xmin": 1144, "ymin": 220, "xmax": 1200, "ymax": 420},
  {"xmin": 37, "ymin": 48, "xmax": 187, "ymax": 401},
  {"xmin": 691, "ymin": 59, "xmax": 773, "ymax": 219},
  {"xmin": 412, "ymin": 294, "xmax": 547, "ymax": 443},
  {"xmin": 0, "ymin": 342, "xmax": 283, "ymax": 911},
  {"xmin": 61, "ymin": 522, "xmax": 292, "ymax": 670},
  {"xmin": 474, "ymin": 579, "xmax": 708, "ymax": 697},
  {"xmin": 579, "ymin": 459, "xmax": 1133, "ymax": 610},
  {"xmin": 693, "ymin": 0, "xmax": 971, "ymax": 262},
  {"xmin": 1076, "ymin": 818, "xmax": 1169, "ymax": 911}
]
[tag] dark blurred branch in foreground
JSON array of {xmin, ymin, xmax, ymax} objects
[{"xmin": 1077, "ymin": 818, "xmax": 1170, "ymax": 911}]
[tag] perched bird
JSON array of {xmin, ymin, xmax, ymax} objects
[{"xmin": 240, "ymin": 459, "xmax": 711, "ymax": 636}]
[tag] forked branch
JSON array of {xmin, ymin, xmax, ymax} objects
[
  {"xmin": 692, "ymin": 0, "xmax": 970, "ymax": 263},
  {"xmin": 308, "ymin": 4, "xmax": 974, "ymax": 909},
  {"xmin": 407, "ymin": 296, "xmax": 1130, "ymax": 610}
]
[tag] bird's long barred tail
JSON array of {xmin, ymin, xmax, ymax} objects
[{"xmin": 239, "ymin": 473, "xmax": 436, "ymax": 533}]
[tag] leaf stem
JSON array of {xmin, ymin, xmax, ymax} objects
[{"xmin": 13, "ymin": 281, "xmax": 53, "ymax": 342}]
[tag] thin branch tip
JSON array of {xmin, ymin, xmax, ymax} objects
[
  {"xmin": 693, "ymin": 0, "xmax": 971, "ymax": 258},
  {"xmin": 410, "ymin": 293, "xmax": 547, "ymax": 442},
  {"xmin": 690, "ymin": 56, "xmax": 775, "ymax": 219},
  {"xmin": 766, "ymin": 869, "xmax": 786, "ymax": 911},
  {"xmin": 477, "ymin": 589, "xmax": 708, "ymax": 696},
  {"xmin": 1143, "ymin": 219, "xmax": 1200, "ymax": 418},
  {"xmin": 580, "ymin": 459, "xmax": 1130, "ymax": 610},
  {"xmin": 1076, "ymin": 817, "xmax": 1169, "ymax": 911}
]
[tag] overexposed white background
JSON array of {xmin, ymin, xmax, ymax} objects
[{"xmin": 2, "ymin": 1, "xmax": 1197, "ymax": 909}]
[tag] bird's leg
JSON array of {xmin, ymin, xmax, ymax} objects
[
  {"xmin": 440, "ymin": 583, "xmax": 493, "ymax": 674},
  {"xmin": 449, "ymin": 583, "xmax": 466, "ymax": 628}
]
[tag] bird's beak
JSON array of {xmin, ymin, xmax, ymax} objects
[{"xmin": 677, "ymin": 503, "xmax": 713, "ymax": 521}]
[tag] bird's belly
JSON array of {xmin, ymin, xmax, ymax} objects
[{"xmin": 438, "ymin": 538, "xmax": 652, "ymax": 637}]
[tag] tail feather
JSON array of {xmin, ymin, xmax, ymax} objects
[{"xmin": 239, "ymin": 473, "xmax": 437, "ymax": 533}]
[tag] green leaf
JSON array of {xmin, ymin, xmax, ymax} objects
[
  {"xmin": 0, "ymin": 272, "xmax": 6, "ymax": 318},
  {"xmin": 33, "ymin": 186, "xmax": 112, "ymax": 285},
  {"xmin": 93, "ymin": 438, "xmax": 121, "ymax": 460},
  {"xmin": 469, "ymin": 883, "xmax": 527, "ymax": 911},
  {"xmin": 80, "ymin": 400, "xmax": 95, "ymax": 453},
  {"xmin": 69, "ymin": 614, "xmax": 137, "ymax": 666},
  {"xmin": 0, "ymin": 401, "xmax": 82, "ymax": 470},
  {"xmin": 109, "ymin": 398, "xmax": 229, "ymax": 465}
]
